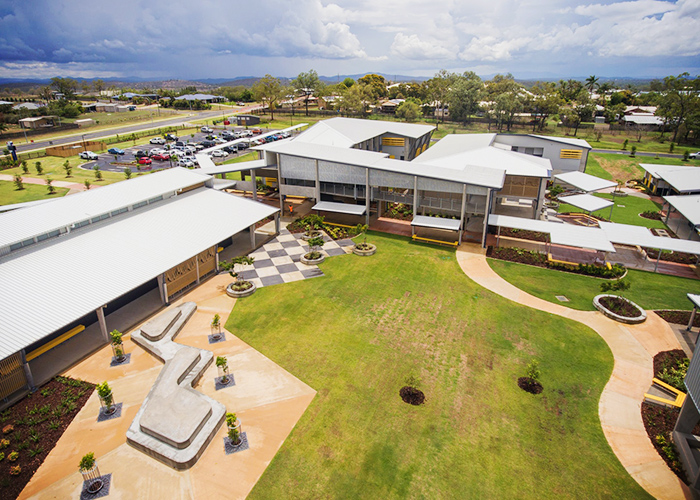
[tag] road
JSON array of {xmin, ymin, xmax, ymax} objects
[
  {"xmin": 12, "ymin": 108, "xmax": 246, "ymax": 154},
  {"xmin": 590, "ymin": 149, "xmax": 685, "ymax": 159}
]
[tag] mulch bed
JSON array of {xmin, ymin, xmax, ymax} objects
[
  {"xmin": 383, "ymin": 210, "xmax": 412, "ymax": 221},
  {"xmin": 654, "ymin": 349, "xmax": 688, "ymax": 376},
  {"xmin": 655, "ymin": 310, "xmax": 700, "ymax": 328},
  {"xmin": 641, "ymin": 403, "xmax": 687, "ymax": 482},
  {"xmin": 645, "ymin": 248, "xmax": 696, "ymax": 264},
  {"xmin": 599, "ymin": 296, "xmax": 641, "ymax": 318},
  {"xmin": 399, "ymin": 386, "xmax": 425, "ymax": 405},
  {"xmin": 498, "ymin": 228, "xmax": 549, "ymax": 243},
  {"xmin": 487, "ymin": 247, "xmax": 547, "ymax": 267},
  {"xmin": 0, "ymin": 377, "xmax": 95, "ymax": 499},
  {"xmin": 254, "ymin": 216, "xmax": 273, "ymax": 229},
  {"xmin": 517, "ymin": 377, "xmax": 543, "ymax": 394},
  {"xmin": 640, "ymin": 211, "xmax": 663, "ymax": 221}
]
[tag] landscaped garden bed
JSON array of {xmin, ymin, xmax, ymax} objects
[
  {"xmin": 641, "ymin": 349, "xmax": 692, "ymax": 483},
  {"xmin": 287, "ymin": 214, "xmax": 363, "ymax": 240},
  {"xmin": 656, "ymin": 310, "xmax": 700, "ymax": 328},
  {"xmin": 645, "ymin": 248, "xmax": 697, "ymax": 265},
  {"xmin": 383, "ymin": 202, "xmax": 412, "ymax": 221},
  {"xmin": 255, "ymin": 216, "xmax": 274, "ymax": 229},
  {"xmin": 497, "ymin": 228, "xmax": 549, "ymax": 243},
  {"xmin": 0, "ymin": 377, "xmax": 94, "ymax": 500},
  {"xmin": 640, "ymin": 210, "xmax": 663, "ymax": 221}
]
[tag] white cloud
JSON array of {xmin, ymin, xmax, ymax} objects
[{"xmin": 390, "ymin": 33, "xmax": 454, "ymax": 60}]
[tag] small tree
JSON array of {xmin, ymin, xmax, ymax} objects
[
  {"xmin": 669, "ymin": 142, "xmax": 675, "ymax": 153},
  {"xmin": 216, "ymin": 356, "xmax": 229, "ymax": 384},
  {"xmin": 124, "ymin": 167, "xmax": 132, "ymax": 179},
  {"xmin": 21, "ymin": 160, "xmax": 28, "ymax": 174},
  {"xmin": 84, "ymin": 180, "xmax": 91, "ymax": 190},
  {"xmin": 303, "ymin": 214, "xmax": 324, "ymax": 238},
  {"xmin": 13, "ymin": 174, "xmax": 24, "ymax": 191},
  {"xmin": 46, "ymin": 177, "xmax": 56, "ymax": 195},
  {"xmin": 306, "ymin": 236, "xmax": 325, "ymax": 259},
  {"xmin": 63, "ymin": 160, "xmax": 72, "ymax": 177},
  {"xmin": 220, "ymin": 256, "xmax": 255, "ymax": 284},
  {"xmin": 96, "ymin": 381, "xmax": 115, "ymax": 414},
  {"xmin": 35, "ymin": 161, "xmax": 43, "ymax": 175},
  {"xmin": 683, "ymin": 150, "xmax": 690, "ymax": 162},
  {"xmin": 78, "ymin": 452, "xmax": 96, "ymax": 472},
  {"xmin": 93, "ymin": 165, "xmax": 102, "ymax": 181},
  {"xmin": 630, "ymin": 145, "xmax": 637, "ymax": 157},
  {"xmin": 110, "ymin": 330, "xmax": 125, "ymax": 360},
  {"xmin": 549, "ymin": 184, "xmax": 564, "ymax": 199},
  {"xmin": 225, "ymin": 412, "xmax": 240, "ymax": 444},
  {"xmin": 600, "ymin": 279, "xmax": 631, "ymax": 298},
  {"xmin": 525, "ymin": 360, "xmax": 540, "ymax": 383},
  {"xmin": 621, "ymin": 139, "xmax": 628, "ymax": 151}
]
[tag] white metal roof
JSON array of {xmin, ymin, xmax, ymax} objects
[
  {"xmin": 0, "ymin": 168, "xmax": 209, "ymax": 249},
  {"xmin": 294, "ymin": 117, "xmax": 434, "ymax": 146},
  {"xmin": 558, "ymin": 194, "xmax": 613, "ymax": 213},
  {"xmin": 419, "ymin": 146, "xmax": 551, "ymax": 178},
  {"xmin": 623, "ymin": 115, "xmax": 664, "ymax": 125},
  {"xmin": 688, "ymin": 293, "xmax": 700, "ymax": 310},
  {"xmin": 488, "ymin": 214, "xmax": 615, "ymax": 252},
  {"xmin": 640, "ymin": 164, "xmax": 700, "ymax": 193},
  {"xmin": 529, "ymin": 135, "xmax": 592, "ymax": 149},
  {"xmin": 196, "ymin": 159, "xmax": 269, "ymax": 176},
  {"xmin": 554, "ymin": 171, "xmax": 617, "ymax": 193},
  {"xmin": 211, "ymin": 178, "xmax": 237, "ymax": 190},
  {"xmin": 413, "ymin": 134, "xmax": 497, "ymax": 162},
  {"xmin": 599, "ymin": 221, "xmax": 700, "ymax": 255},
  {"xmin": 663, "ymin": 195, "xmax": 700, "ymax": 226},
  {"xmin": 411, "ymin": 215, "xmax": 461, "ymax": 231},
  {"xmin": 0, "ymin": 188, "xmax": 278, "ymax": 359},
  {"xmin": 313, "ymin": 201, "xmax": 366, "ymax": 215}
]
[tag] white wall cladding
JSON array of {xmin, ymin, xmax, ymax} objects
[
  {"xmin": 280, "ymin": 155, "xmax": 316, "ymax": 181},
  {"xmin": 318, "ymin": 161, "xmax": 366, "ymax": 184},
  {"xmin": 418, "ymin": 177, "xmax": 467, "ymax": 194},
  {"xmin": 369, "ymin": 170, "xmax": 414, "ymax": 189}
]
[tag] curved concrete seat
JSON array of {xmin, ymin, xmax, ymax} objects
[{"xmin": 127, "ymin": 302, "xmax": 226, "ymax": 470}]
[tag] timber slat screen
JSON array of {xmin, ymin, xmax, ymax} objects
[{"xmin": 0, "ymin": 353, "xmax": 28, "ymax": 400}]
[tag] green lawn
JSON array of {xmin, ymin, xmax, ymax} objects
[
  {"xmin": 0, "ymin": 180, "xmax": 68, "ymax": 205},
  {"xmin": 584, "ymin": 153, "xmax": 700, "ymax": 182},
  {"xmin": 557, "ymin": 192, "xmax": 666, "ymax": 229},
  {"xmin": 488, "ymin": 258, "xmax": 699, "ymax": 311},
  {"xmin": 228, "ymin": 233, "xmax": 650, "ymax": 499},
  {"xmin": 2, "ymin": 155, "xmax": 123, "ymax": 186}
]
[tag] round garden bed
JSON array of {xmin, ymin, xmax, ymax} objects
[
  {"xmin": 226, "ymin": 281, "xmax": 257, "ymax": 298},
  {"xmin": 399, "ymin": 386, "xmax": 425, "ymax": 405},
  {"xmin": 517, "ymin": 377, "xmax": 543, "ymax": 394},
  {"xmin": 593, "ymin": 294, "xmax": 647, "ymax": 324},
  {"xmin": 352, "ymin": 243, "xmax": 376, "ymax": 256},
  {"xmin": 300, "ymin": 231, "xmax": 323, "ymax": 241},
  {"xmin": 300, "ymin": 253, "xmax": 325, "ymax": 265}
]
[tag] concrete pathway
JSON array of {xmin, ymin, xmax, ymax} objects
[
  {"xmin": 18, "ymin": 273, "xmax": 316, "ymax": 500},
  {"xmin": 0, "ymin": 173, "xmax": 95, "ymax": 191},
  {"xmin": 456, "ymin": 243, "xmax": 690, "ymax": 500}
]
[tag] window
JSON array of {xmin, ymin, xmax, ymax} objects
[{"xmin": 133, "ymin": 201, "xmax": 147, "ymax": 209}]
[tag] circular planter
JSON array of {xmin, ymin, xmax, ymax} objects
[
  {"xmin": 226, "ymin": 281, "xmax": 257, "ymax": 298},
  {"xmin": 593, "ymin": 294, "xmax": 647, "ymax": 324},
  {"xmin": 300, "ymin": 232, "xmax": 322, "ymax": 241},
  {"xmin": 352, "ymin": 244, "xmax": 376, "ymax": 256},
  {"xmin": 300, "ymin": 253, "xmax": 325, "ymax": 265},
  {"xmin": 98, "ymin": 390, "xmax": 116, "ymax": 415},
  {"xmin": 227, "ymin": 418, "xmax": 243, "ymax": 445},
  {"xmin": 211, "ymin": 323, "xmax": 223, "ymax": 341},
  {"xmin": 80, "ymin": 463, "xmax": 104, "ymax": 494}
]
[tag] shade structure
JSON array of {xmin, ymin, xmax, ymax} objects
[
  {"xmin": 559, "ymin": 193, "xmax": 613, "ymax": 213},
  {"xmin": 599, "ymin": 221, "xmax": 700, "ymax": 256},
  {"xmin": 411, "ymin": 215, "xmax": 461, "ymax": 231},
  {"xmin": 312, "ymin": 201, "xmax": 366, "ymax": 215},
  {"xmin": 554, "ymin": 171, "xmax": 616, "ymax": 193}
]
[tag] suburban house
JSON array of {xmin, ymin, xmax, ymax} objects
[
  {"xmin": 174, "ymin": 94, "xmax": 225, "ymax": 103},
  {"xmin": 18, "ymin": 116, "xmax": 56, "ymax": 129}
]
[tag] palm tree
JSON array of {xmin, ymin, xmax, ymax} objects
[{"xmin": 585, "ymin": 75, "xmax": 599, "ymax": 93}]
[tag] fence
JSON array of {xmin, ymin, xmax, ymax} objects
[
  {"xmin": 46, "ymin": 140, "xmax": 107, "ymax": 157},
  {"xmin": 0, "ymin": 123, "xmax": 79, "ymax": 141}
]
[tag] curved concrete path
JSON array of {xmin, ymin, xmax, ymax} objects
[{"xmin": 456, "ymin": 243, "xmax": 690, "ymax": 500}]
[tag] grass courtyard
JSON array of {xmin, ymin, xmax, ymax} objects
[
  {"xmin": 226, "ymin": 233, "xmax": 650, "ymax": 499},
  {"xmin": 488, "ymin": 259, "xmax": 699, "ymax": 311},
  {"xmin": 557, "ymin": 192, "xmax": 666, "ymax": 229}
]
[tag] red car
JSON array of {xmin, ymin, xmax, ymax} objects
[
  {"xmin": 138, "ymin": 157, "xmax": 152, "ymax": 165},
  {"xmin": 151, "ymin": 153, "xmax": 171, "ymax": 161}
]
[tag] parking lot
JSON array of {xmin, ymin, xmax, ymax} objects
[{"xmin": 77, "ymin": 127, "xmax": 263, "ymax": 173}]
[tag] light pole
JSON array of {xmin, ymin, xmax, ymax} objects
[{"xmin": 81, "ymin": 134, "xmax": 87, "ymax": 152}]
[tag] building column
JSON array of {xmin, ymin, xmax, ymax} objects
[
  {"xmin": 215, "ymin": 251, "xmax": 220, "ymax": 273},
  {"xmin": 275, "ymin": 212, "xmax": 281, "ymax": 234},
  {"xmin": 315, "ymin": 160, "xmax": 321, "ymax": 202},
  {"xmin": 664, "ymin": 202, "xmax": 672, "ymax": 225},
  {"xmin": 250, "ymin": 168, "xmax": 257, "ymax": 201},
  {"xmin": 535, "ymin": 178, "xmax": 547, "ymax": 219},
  {"xmin": 413, "ymin": 176, "xmax": 419, "ymax": 213},
  {"xmin": 365, "ymin": 168, "xmax": 370, "ymax": 226},
  {"xmin": 20, "ymin": 350, "xmax": 35, "ymax": 391},
  {"xmin": 250, "ymin": 224, "xmax": 256, "ymax": 248},
  {"xmin": 96, "ymin": 306, "xmax": 110, "ymax": 343},
  {"xmin": 195, "ymin": 255, "xmax": 201, "ymax": 285},
  {"xmin": 459, "ymin": 185, "xmax": 467, "ymax": 245},
  {"xmin": 481, "ymin": 189, "xmax": 492, "ymax": 248},
  {"xmin": 688, "ymin": 307, "xmax": 697, "ymax": 332}
]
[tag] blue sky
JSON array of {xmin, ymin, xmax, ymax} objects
[{"xmin": 0, "ymin": 0, "xmax": 698, "ymax": 80}]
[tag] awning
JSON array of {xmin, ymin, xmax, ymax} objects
[
  {"xmin": 196, "ymin": 158, "xmax": 269, "ymax": 176},
  {"xmin": 559, "ymin": 194, "xmax": 613, "ymax": 213},
  {"xmin": 411, "ymin": 215, "xmax": 461, "ymax": 231},
  {"xmin": 688, "ymin": 293, "xmax": 700, "ymax": 310},
  {"xmin": 211, "ymin": 178, "xmax": 237, "ymax": 190},
  {"xmin": 599, "ymin": 221, "xmax": 700, "ymax": 256},
  {"xmin": 554, "ymin": 171, "xmax": 616, "ymax": 193},
  {"xmin": 312, "ymin": 201, "xmax": 366, "ymax": 215}
]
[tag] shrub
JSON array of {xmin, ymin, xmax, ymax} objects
[
  {"xmin": 96, "ymin": 381, "xmax": 113, "ymax": 407},
  {"xmin": 0, "ymin": 452, "xmax": 4, "ymax": 461},
  {"xmin": 600, "ymin": 279, "xmax": 631, "ymax": 296},
  {"xmin": 84, "ymin": 180, "xmax": 91, "ymax": 190},
  {"xmin": 63, "ymin": 160, "xmax": 72, "ymax": 177},
  {"xmin": 630, "ymin": 145, "xmax": 637, "ymax": 157},
  {"xmin": 9, "ymin": 465, "xmax": 21, "ymax": 476},
  {"xmin": 21, "ymin": 161, "xmax": 28, "ymax": 174},
  {"xmin": 8, "ymin": 451, "xmax": 19, "ymax": 462},
  {"xmin": 622, "ymin": 139, "xmax": 628, "ymax": 150},
  {"xmin": 79, "ymin": 452, "xmax": 96, "ymax": 471},
  {"xmin": 93, "ymin": 165, "xmax": 102, "ymax": 180},
  {"xmin": 215, "ymin": 356, "xmax": 228, "ymax": 372},
  {"xmin": 225, "ymin": 412, "xmax": 240, "ymax": 443},
  {"xmin": 658, "ymin": 357, "xmax": 689, "ymax": 392},
  {"xmin": 549, "ymin": 184, "xmax": 564, "ymax": 198},
  {"xmin": 683, "ymin": 150, "xmax": 690, "ymax": 162},
  {"xmin": 669, "ymin": 142, "xmax": 675, "ymax": 153},
  {"xmin": 35, "ymin": 161, "xmax": 43, "ymax": 175},
  {"xmin": 525, "ymin": 360, "xmax": 541, "ymax": 382},
  {"xmin": 46, "ymin": 177, "xmax": 56, "ymax": 195},
  {"xmin": 13, "ymin": 174, "xmax": 23, "ymax": 190},
  {"xmin": 109, "ymin": 329, "xmax": 123, "ymax": 345},
  {"xmin": 124, "ymin": 167, "xmax": 132, "ymax": 179},
  {"xmin": 0, "ymin": 439, "xmax": 8, "ymax": 449}
]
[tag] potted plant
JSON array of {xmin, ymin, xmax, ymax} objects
[
  {"xmin": 594, "ymin": 279, "xmax": 646, "ymax": 324},
  {"xmin": 352, "ymin": 224, "xmax": 376, "ymax": 256},
  {"xmin": 96, "ymin": 381, "xmax": 116, "ymax": 415},
  {"xmin": 79, "ymin": 452, "xmax": 104, "ymax": 494},
  {"xmin": 216, "ymin": 356, "xmax": 230, "ymax": 384},
  {"xmin": 211, "ymin": 314, "xmax": 223, "ymax": 341},
  {"xmin": 109, "ymin": 329, "xmax": 126, "ymax": 362},
  {"xmin": 301, "ymin": 214, "xmax": 324, "ymax": 241},
  {"xmin": 221, "ymin": 256, "xmax": 256, "ymax": 298},
  {"xmin": 301, "ymin": 236, "xmax": 325, "ymax": 265},
  {"xmin": 225, "ymin": 412, "xmax": 242, "ymax": 446}
]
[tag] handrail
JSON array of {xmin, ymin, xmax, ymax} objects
[{"xmin": 411, "ymin": 234, "xmax": 458, "ymax": 247}]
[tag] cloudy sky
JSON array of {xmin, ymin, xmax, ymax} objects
[{"xmin": 0, "ymin": 0, "xmax": 698, "ymax": 81}]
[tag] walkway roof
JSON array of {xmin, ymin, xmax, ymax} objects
[
  {"xmin": 558, "ymin": 194, "xmax": 613, "ymax": 213},
  {"xmin": 664, "ymin": 195, "xmax": 700, "ymax": 226},
  {"xmin": 554, "ymin": 171, "xmax": 617, "ymax": 193},
  {"xmin": 0, "ymin": 168, "xmax": 208, "ymax": 250},
  {"xmin": 411, "ymin": 215, "xmax": 461, "ymax": 231},
  {"xmin": 598, "ymin": 221, "xmax": 700, "ymax": 255},
  {"xmin": 313, "ymin": 201, "xmax": 366, "ymax": 215},
  {"xmin": 196, "ymin": 158, "xmax": 269, "ymax": 176},
  {"xmin": 688, "ymin": 293, "xmax": 700, "ymax": 310},
  {"xmin": 0, "ymin": 188, "xmax": 278, "ymax": 359}
]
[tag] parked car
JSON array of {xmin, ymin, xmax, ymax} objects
[
  {"xmin": 137, "ymin": 157, "xmax": 152, "ymax": 165},
  {"xmin": 79, "ymin": 151, "xmax": 99, "ymax": 160},
  {"xmin": 209, "ymin": 150, "xmax": 228, "ymax": 157},
  {"xmin": 164, "ymin": 134, "xmax": 178, "ymax": 141},
  {"xmin": 149, "ymin": 148, "xmax": 167, "ymax": 156},
  {"xmin": 201, "ymin": 126, "xmax": 213, "ymax": 133},
  {"xmin": 108, "ymin": 148, "xmax": 125, "ymax": 155},
  {"xmin": 213, "ymin": 138, "xmax": 226, "ymax": 144},
  {"xmin": 251, "ymin": 128, "xmax": 262, "ymax": 135},
  {"xmin": 178, "ymin": 159, "xmax": 195, "ymax": 168},
  {"xmin": 150, "ymin": 137, "xmax": 166, "ymax": 145},
  {"xmin": 691, "ymin": 152, "xmax": 700, "ymax": 159},
  {"xmin": 152, "ymin": 153, "xmax": 171, "ymax": 161},
  {"xmin": 194, "ymin": 144, "xmax": 205, "ymax": 151},
  {"xmin": 222, "ymin": 131, "xmax": 235, "ymax": 140},
  {"xmin": 237, "ymin": 141, "xmax": 249, "ymax": 150},
  {"xmin": 223, "ymin": 145, "xmax": 238, "ymax": 154},
  {"xmin": 200, "ymin": 140, "xmax": 216, "ymax": 148}
]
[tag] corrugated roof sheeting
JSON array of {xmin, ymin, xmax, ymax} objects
[
  {"xmin": 685, "ymin": 343, "xmax": 700, "ymax": 412},
  {"xmin": 313, "ymin": 202, "xmax": 366, "ymax": 215},
  {"xmin": 554, "ymin": 171, "xmax": 617, "ymax": 193},
  {"xmin": 599, "ymin": 221, "xmax": 700, "ymax": 255},
  {"xmin": 558, "ymin": 194, "xmax": 614, "ymax": 213},
  {"xmin": 197, "ymin": 159, "xmax": 268, "ymax": 176},
  {"xmin": 0, "ymin": 189, "xmax": 277, "ymax": 359},
  {"xmin": 411, "ymin": 215, "xmax": 461, "ymax": 231},
  {"xmin": 664, "ymin": 195, "xmax": 700, "ymax": 226},
  {"xmin": 0, "ymin": 168, "xmax": 210, "ymax": 248}
]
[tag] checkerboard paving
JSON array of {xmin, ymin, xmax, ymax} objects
[{"xmin": 237, "ymin": 229, "xmax": 355, "ymax": 289}]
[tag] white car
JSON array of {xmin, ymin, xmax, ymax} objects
[
  {"xmin": 149, "ymin": 148, "xmax": 167, "ymax": 156},
  {"xmin": 178, "ymin": 159, "xmax": 195, "ymax": 168},
  {"xmin": 201, "ymin": 126, "xmax": 213, "ymax": 133},
  {"xmin": 209, "ymin": 150, "xmax": 228, "ymax": 157},
  {"xmin": 690, "ymin": 152, "xmax": 700, "ymax": 160},
  {"xmin": 150, "ymin": 137, "xmax": 166, "ymax": 145},
  {"xmin": 213, "ymin": 138, "xmax": 226, "ymax": 144},
  {"xmin": 79, "ymin": 151, "xmax": 98, "ymax": 160}
]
